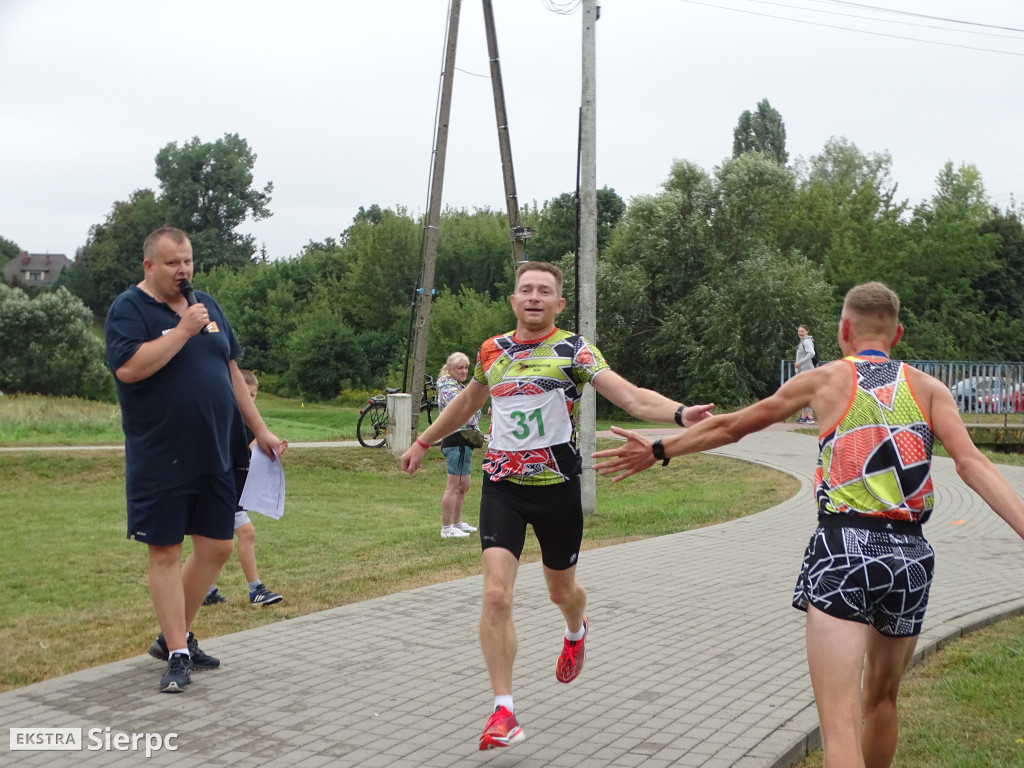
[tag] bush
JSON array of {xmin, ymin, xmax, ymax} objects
[{"xmin": 0, "ymin": 285, "xmax": 115, "ymax": 401}]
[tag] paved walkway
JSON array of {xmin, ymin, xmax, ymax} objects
[{"xmin": 4, "ymin": 429, "xmax": 1024, "ymax": 768}]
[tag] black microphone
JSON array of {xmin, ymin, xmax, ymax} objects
[{"xmin": 178, "ymin": 278, "xmax": 209, "ymax": 335}]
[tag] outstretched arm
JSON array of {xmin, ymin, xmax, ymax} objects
[
  {"xmin": 591, "ymin": 369, "xmax": 714, "ymax": 426},
  {"xmin": 922, "ymin": 373, "xmax": 1024, "ymax": 540},
  {"xmin": 594, "ymin": 372, "xmax": 817, "ymax": 481}
]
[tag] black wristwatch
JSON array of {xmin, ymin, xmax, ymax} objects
[
  {"xmin": 674, "ymin": 404, "xmax": 685, "ymax": 427},
  {"xmin": 651, "ymin": 439, "xmax": 670, "ymax": 467}
]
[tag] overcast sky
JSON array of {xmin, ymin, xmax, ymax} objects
[{"xmin": 2, "ymin": 0, "xmax": 1022, "ymax": 263}]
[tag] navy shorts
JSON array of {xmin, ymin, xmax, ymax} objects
[
  {"xmin": 442, "ymin": 445, "xmax": 473, "ymax": 476},
  {"xmin": 126, "ymin": 469, "xmax": 237, "ymax": 546},
  {"xmin": 793, "ymin": 517, "xmax": 935, "ymax": 638},
  {"xmin": 479, "ymin": 476, "xmax": 583, "ymax": 570}
]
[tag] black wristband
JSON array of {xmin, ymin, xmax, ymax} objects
[
  {"xmin": 674, "ymin": 404, "xmax": 685, "ymax": 427},
  {"xmin": 651, "ymin": 439, "xmax": 670, "ymax": 467}
]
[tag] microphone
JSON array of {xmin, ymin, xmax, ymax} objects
[{"xmin": 178, "ymin": 278, "xmax": 209, "ymax": 335}]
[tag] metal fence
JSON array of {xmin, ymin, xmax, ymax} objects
[{"xmin": 779, "ymin": 359, "xmax": 1024, "ymax": 418}]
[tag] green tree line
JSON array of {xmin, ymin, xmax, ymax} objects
[{"xmin": 3, "ymin": 103, "xmax": 1023, "ymax": 405}]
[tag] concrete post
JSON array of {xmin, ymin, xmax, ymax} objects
[{"xmin": 387, "ymin": 393, "xmax": 413, "ymax": 457}]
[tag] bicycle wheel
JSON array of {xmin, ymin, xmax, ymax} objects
[
  {"xmin": 420, "ymin": 398, "xmax": 436, "ymax": 425},
  {"xmin": 357, "ymin": 402, "xmax": 389, "ymax": 448}
]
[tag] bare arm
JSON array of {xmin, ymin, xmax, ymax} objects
[
  {"xmin": 590, "ymin": 369, "xmax": 714, "ymax": 427},
  {"xmin": 916, "ymin": 371, "xmax": 1024, "ymax": 540},
  {"xmin": 401, "ymin": 379, "xmax": 490, "ymax": 474},
  {"xmin": 593, "ymin": 367, "xmax": 825, "ymax": 481},
  {"xmin": 114, "ymin": 304, "xmax": 209, "ymax": 383},
  {"xmin": 230, "ymin": 361, "xmax": 286, "ymax": 459}
]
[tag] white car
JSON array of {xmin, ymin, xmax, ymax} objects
[{"xmin": 949, "ymin": 376, "xmax": 1015, "ymax": 413}]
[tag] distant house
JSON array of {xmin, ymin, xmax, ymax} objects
[{"xmin": 3, "ymin": 252, "xmax": 70, "ymax": 289}]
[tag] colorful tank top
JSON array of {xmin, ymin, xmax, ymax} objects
[
  {"xmin": 474, "ymin": 327, "xmax": 609, "ymax": 485},
  {"xmin": 816, "ymin": 357, "xmax": 934, "ymax": 523}
]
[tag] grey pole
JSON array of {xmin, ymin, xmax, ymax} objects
[
  {"xmin": 579, "ymin": 0, "xmax": 598, "ymax": 515},
  {"xmin": 409, "ymin": 0, "xmax": 461, "ymax": 440},
  {"xmin": 482, "ymin": 0, "xmax": 530, "ymax": 268}
]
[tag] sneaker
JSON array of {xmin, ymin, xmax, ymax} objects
[
  {"xmin": 556, "ymin": 616, "xmax": 587, "ymax": 683},
  {"xmin": 478, "ymin": 706, "xmax": 525, "ymax": 750},
  {"xmin": 249, "ymin": 583, "xmax": 284, "ymax": 606},
  {"xmin": 440, "ymin": 525, "xmax": 470, "ymax": 538},
  {"xmin": 147, "ymin": 632, "xmax": 220, "ymax": 670},
  {"xmin": 202, "ymin": 588, "xmax": 227, "ymax": 606},
  {"xmin": 159, "ymin": 653, "xmax": 192, "ymax": 693},
  {"xmin": 454, "ymin": 521, "xmax": 477, "ymax": 533}
]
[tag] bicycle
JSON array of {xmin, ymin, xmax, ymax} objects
[{"xmin": 356, "ymin": 375, "xmax": 438, "ymax": 448}]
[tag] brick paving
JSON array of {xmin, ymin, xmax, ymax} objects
[{"xmin": 3, "ymin": 429, "xmax": 1024, "ymax": 767}]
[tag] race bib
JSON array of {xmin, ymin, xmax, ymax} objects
[{"xmin": 489, "ymin": 389, "xmax": 573, "ymax": 451}]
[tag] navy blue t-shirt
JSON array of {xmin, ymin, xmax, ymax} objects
[{"xmin": 105, "ymin": 285, "xmax": 249, "ymax": 500}]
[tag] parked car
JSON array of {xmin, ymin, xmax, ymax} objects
[{"xmin": 949, "ymin": 376, "xmax": 1017, "ymax": 413}]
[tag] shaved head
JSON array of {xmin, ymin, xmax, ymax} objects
[{"xmin": 843, "ymin": 282, "xmax": 900, "ymax": 339}]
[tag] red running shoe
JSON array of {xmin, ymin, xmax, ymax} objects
[
  {"xmin": 556, "ymin": 616, "xmax": 587, "ymax": 683},
  {"xmin": 478, "ymin": 705, "xmax": 524, "ymax": 750}
]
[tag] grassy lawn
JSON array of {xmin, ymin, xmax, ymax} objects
[
  {"xmin": 0, "ymin": 396, "xmax": 797, "ymax": 692},
  {"xmin": 5, "ymin": 392, "xmax": 1023, "ymax": 767},
  {"xmin": 794, "ymin": 615, "xmax": 1024, "ymax": 768}
]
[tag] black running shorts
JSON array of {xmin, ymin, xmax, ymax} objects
[
  {"xmin": 793, "ymin": 520, "xmax": 935, "ymax": 638},
  {"xmin": 479, "ymin": 476, "xmax": 583, "ymax": 570},
  {"xmin": 127, "ymin": 469, "xmax": 237, "ymax": 546}
]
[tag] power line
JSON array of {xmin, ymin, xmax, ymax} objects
[
  {"xmin": 748, "ymin": 0, "xmax": 1024, "ymax": 41},
  {"xmin": 674, "ymin": 0, "xmax": 1024, "ymax": 57},
  {"xmin": 811, "ymin": 0, "xmax": 1024, "ymax": 34},
  {"xmin": 541, "ymin": 0, "xmax": 582, "ymax": 14}
]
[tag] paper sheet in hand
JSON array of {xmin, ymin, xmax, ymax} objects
[{"xmin": 238, "ymin": 448, "xmax": 285, "ymax": 519}]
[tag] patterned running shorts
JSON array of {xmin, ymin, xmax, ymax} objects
[{"xmin": 793, "ymin": 523, "xmax": 935, "ymax": 637}]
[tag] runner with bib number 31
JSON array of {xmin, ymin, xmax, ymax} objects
[{"xmin": 401, "ymin": 261, "xmax": 714, "ymax": 751}]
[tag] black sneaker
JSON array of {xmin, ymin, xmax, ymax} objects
[
  {"xmin": 202, "ymin": 588, "xmax": 228, "ymax": 606},
  {"xmin": 147, "ymin": 632, "xmax": 220, "ymax": 670},
  {"xmin": 249, "ymin": 583, "xmax": 283, "ymax": 606},
  {"xmin": 159, "ymin": 653, "xmax": 192, "ymax": 693}
]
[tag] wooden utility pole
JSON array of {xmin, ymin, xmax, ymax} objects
[
  {"xmin": 482, "ymin": 0, "xmax": 531, "ymax": 268},
  {"xmin": 408, "ymin": 0, "xmax": 461, "ymax": 439},
  {"xmin": 579, "ymin": 0, "xmax": 598, "ymax": 514}
]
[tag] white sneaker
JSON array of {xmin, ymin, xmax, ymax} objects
[
  {"xmin": 454, "ymin": 521, "xmax": 477, "ymax": 533},
  {"xmin": 441, "ymin": 526, "xmax": 470, "ymax": 538}
]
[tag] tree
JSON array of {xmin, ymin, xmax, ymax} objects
[
  {"xmin": 337, "ymin": 207, "xmax": 421, "ymax": 333},
  {"xmin": 281, "ymin": 287, "xmax": 381, "ymax": 400},
  {"xmin": 784, "ymin": 138, "xmax": 906, "ymax": 293},
  {"xmin": 60, "ymin": 189, "xmax": 168, "ymax": 314},
  {"xmin": 155, "ymin": 133, "xmax": 273, "ymax": 270},
  {"xmin": 435, "ymin": 208, "xmax": 513, "ymax": 300},
  {"xmin": 521, "ymin": 187, "xmax": 625, "ymax": 263},
  {"xmin": 0, "ymin": 285, "xmax": 113, "ymax": 400},
  {"xmin": 977, "ymin": 209, "xmax": 1024, "ymax": 323},
  {"xmin": 732, "ymin": 99, "xmax": 789, "ymax": 165},
  {"xmin": 894, "ymin": 163, "xmax": 999, "ymax": 359},
  {"xmin": 0, "ymin": 235, "xmax": 20, "ymax": 264},
  {"xmin": 425, "ymin": 286, "xmax": 514, "ymax": 378},
  {"xmin": 713, "ymin": 152, "xmax": 796, "ymax": 255}
]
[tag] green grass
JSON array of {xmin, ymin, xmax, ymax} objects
[
  {"xmin": 0, "ymin": 424, "xmax": 795, "ymax": 692},
  {"xmin": 794, "ymin": 615, "xmax": 1024, "ymax": 767},
  {"xmin": 6, "ymin": 393, "xmax": 1023, "ymax": 767},
  {"xmin": 0, "ymin": 394, "xmax": 124, "ymax": 444}
]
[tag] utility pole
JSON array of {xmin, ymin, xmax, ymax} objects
[
  {"xmin": 578, "ymin": 0, "xmax": 598, "ymax": 514},
  {"xmin": 408, "ymin": 0, "xmax": 462, "ymax": 439},
  {"xmin": 482, "ymin": 0, "xmax": 531, "ymax": 268}
]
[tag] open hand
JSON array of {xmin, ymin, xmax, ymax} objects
[{"xmin": 592, "ymin": 426, "xmax": 659, "ymax": 482}]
